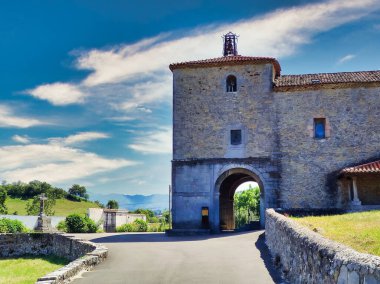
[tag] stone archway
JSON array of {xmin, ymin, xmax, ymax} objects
[{"xmin": 213, "ymin": 167, "xmax": 265, "ymax": 232}]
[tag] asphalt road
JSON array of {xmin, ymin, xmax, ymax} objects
[{"xmin": 70, "ymin": 230, "xmax": 283, "ymax": 284}]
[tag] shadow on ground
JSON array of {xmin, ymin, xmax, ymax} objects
[
  {"xmin": 255, "ymin": 232, "xmax": 286, "ymax": 284},
  {"xmin": 82, "ymin": 230, "xmax": 261, "ymax": 243}
]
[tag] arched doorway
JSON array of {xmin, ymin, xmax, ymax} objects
[{"xmin": 214, "ymin": 167, "xmax": 265, "ymax": 231}]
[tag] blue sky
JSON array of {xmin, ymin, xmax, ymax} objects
[{"xmin": 1, "ymin": 0, "xmax": 380, "ymax": 196}]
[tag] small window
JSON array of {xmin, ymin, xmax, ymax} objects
[
  {"xmin": 230, "ymin": 129, "xmax": 242, "ymax": 145},
  {"xmin": 314, "ymin": 118, "xmax": 326, "ymax": 139},
  {"xmin": 226, "ymin": 75, "xmax": 237, "ymax": 92}
]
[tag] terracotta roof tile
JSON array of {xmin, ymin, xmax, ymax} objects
[
  {"xmin": 274, "ymin": 70, "xmax": 380, "ymax": 91},
  {"xmin": 341, "ymin": 160, "xmax": 380, "ymax": 174},
  {"xmin": 169, "ymin": 56, "xmax": 281, "ymax": 77}
]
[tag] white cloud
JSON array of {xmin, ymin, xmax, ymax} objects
[
  {"xmin": 128, "ymin": 127, "xmax": 172, "ymax": 154},
  {"xmin": 337, "ymin": 54, "xmax": 356, "ymax": 64},
  {"xmin": 25, "ymin": 0, "xmax": 379, "ymax": 117},
  {"xmin": 27, "ymin": 82, "xmax": 86, "ymax": 106},
  {"xmin": 0, "ymin": 105, "xmax": 46, "ymax": 128},
  {"xmin": 0, "ymin": 143, "xmax": 135, "ymax": 184},
  {"xmin": 48, "ymin": 131, "xmax": 110, "ymax": 146},
  {"xmin": 12, "ymin": 135, "xmax": 31, "ymax": 144}
]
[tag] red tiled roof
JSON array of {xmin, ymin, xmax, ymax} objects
[
  {"xmin": 341, "ymin": 160, "xmax": 380, "ymax": 174},
  {"xmin": 169, "ymin": 56, "xmax": 281, "ymax": 77},
  {"xmin": 274, "ymin": 70, "xmax": 380, "ymax": 91}
]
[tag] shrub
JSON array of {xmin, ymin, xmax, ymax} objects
[
  {"xmin": 116, "ymin": 223, "xmax": 134, "ymax": 232},
  {"xmin": 56, "ymin": 220, "xmax": 67, "ymax": 232},
  {"xmin": 65, "ymin": 214, "xmax": 98, "ymax": 233},
  {"xmin": 0, "ymin": 218, "xmax": 28, "ymax": 233},
  {"xmin": 65, "ymin": 214, "xmax": 86, "ymax": 233},
  {"xmin": 116, "ymin": 219, "xmax": 148, "ymax": 232},
  {"xmin": 133, "ymin": 219, "xmax": 148, "ymax": 232},
  {"xmin": 84, "ymin": 216, "xmax": 97, "ymax": 233}
]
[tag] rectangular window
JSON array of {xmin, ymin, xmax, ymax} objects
[
  {"xmin": 230, "ymin": 129, "xmax": 242, "ymax": 145},
  {"xmin": 314, "ymin": 118, "xmax": 326, "ymax": 139}
]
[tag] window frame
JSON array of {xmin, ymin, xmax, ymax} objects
[
  {"xmin": 226, "ymin": 75, "xmax": 237, "ymax": 93},
  {"xmin": 314, "ymin": 118, "xmax": 326, "ymax": 139}
]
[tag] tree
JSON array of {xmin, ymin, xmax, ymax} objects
[
  {"xmin": 234, "ymin": 185, "xmax": 260, "ymax": 228},
  {"xmin": 0, "ymin": 186, "xmax": 8, "ymax": 214},
  {"xmin": 68, "ymin": 184, "xmax": 88, "ymax": 200},
  {"xmin": 133, "ymin": 208, "xmax": 154, "ymax": 222},
  {"xmin": 106, "ymin": 200, "xmax": 119, "ymax": 209}
]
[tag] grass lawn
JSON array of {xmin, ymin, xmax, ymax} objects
[
  {"xmin": 0, "ymin": 255, "xmax": 69, "ymax": 284},
  {"xmin": 5, "ymin": 198, "xmax": 100, "ymax": 216},
  {"xmin": 292, "ymin": 210, "xmax": 380, "ymax": 256}
]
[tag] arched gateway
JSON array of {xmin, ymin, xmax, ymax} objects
[{"xmin": 214, "ymin": 167, "xmax": 265, "ymax": 231}]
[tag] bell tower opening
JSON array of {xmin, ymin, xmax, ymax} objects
[{"xmin": 223, "ymin": 32, "xmax": 239, "ymax": 56}]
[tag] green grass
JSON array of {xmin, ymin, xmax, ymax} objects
[
  {"xmin": 5, "ymin": 197, "xmax": 100, "ymax": 216},
  {"xmin": 292, "ymin": 210, "xmax": 380, "ymax": 256},
  {"xmin": 0, "ymin": 255, "xmax": 69, "ymax": 284}
]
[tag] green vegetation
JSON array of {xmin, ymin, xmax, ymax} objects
[
  {"xmin": 5, "ymin": 198, "xmax": 99, "ymax": 216},
  {"xmin": 68, "ymin": 184, "xmax": 89, "ymax": 201},
  {"xmin": 292, "ymin": 210, "xmax": 380, "ymax": 256},
  {"xmin": 0, "ymin": 187, "xmax": 8, "ymax": 214},
  {"xmin": 0, "ymin": 255, "xmax": 68, "ymax": 284},
  {"xmin": 106, "ymin": 200, "xmax": 119, "ymax": 209},
  {"xmin": 116, "ymin": 219, "xmax": 148, "ymax": 232},
  {"xmin": 64, "ymin": 214, "xmax": 98, "ymax": 233},
  {"xmin": 0, "ymin": 218, "xmax": 28, "ymax": 233},
  {"xmin": 234, "ymin": 185, "xmax": 260, "ymax": 228}
]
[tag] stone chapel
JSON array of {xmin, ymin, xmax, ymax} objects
[{"xmin": 170, "ymin": 32, "xmax": 380, "ymax": 233}]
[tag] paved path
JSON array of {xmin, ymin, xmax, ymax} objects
[{"xmin": 71, "ymin": 230, "xmax": 283, "ymax": 284}]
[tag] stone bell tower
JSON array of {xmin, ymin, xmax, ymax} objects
[
  {"xmin": 223, "ymin": 32, "xmax": 239, "ymax": 56},
  {"xmin": 169, "ymin": 33, "xmax": 280, "ymax": 233}
]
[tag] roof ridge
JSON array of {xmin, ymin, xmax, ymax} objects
[{"xmin": 277, "ymin": 70, "xmax": 380, "ymax": 78}]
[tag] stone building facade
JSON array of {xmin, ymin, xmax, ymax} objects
[{"xmin": 170, "ymin": 34, "xmax": 380, "ymax": 232}]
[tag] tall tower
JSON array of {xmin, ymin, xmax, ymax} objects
[
  {"xmin": 169, "ymin": 34, "xmax": 280, "ymax": 233},
  {"xmin": 223, "ymin": 32, "xmax": 238, "ymax": 56}
]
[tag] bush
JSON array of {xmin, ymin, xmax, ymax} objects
[
  {"xmin": 116, "ymin": 223, "xmax": 134, "ymax": 232},
  {"xmin": 133, "ymin": 219, "xmax": 148, "ymax": 232},
  {"xmin": 84, "ymin": 216, "xmax": 97, "ymax": 233},
  {"xmin": 56, "ymin": 220, "xmax": 67, "ymax": 232},
  {"xmin": 0, "ymin": 218, "xmax": 28, "ymax": 233},
  {"xmin": 116, "ymin": 219, "xmax": 148, "ymax": 232},
  {"xmin": 65, "ymin": 214, "xmax": 98, "ymax": 233}
]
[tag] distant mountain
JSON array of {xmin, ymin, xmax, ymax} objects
[{"xmin": 89, "ymin": 193, "xmax": 169, "ymax": 212}]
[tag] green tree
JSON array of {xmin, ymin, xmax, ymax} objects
[
  {"xmin": 68, "ymin": 184, "xmax": 88, "ymax": 200},
  {"xmin": 133, "ymin": 208, "xmax": 154, "ymax": 222},
  {"xmin": 234, "ymin": 185, "xmax": 260, "ymax": 228},
  {"xmin": 106, "ymin": 200, "xmax": 119, "ymax": 209},
  {"xmin": 26, "ymin": 194, "xmax": 56, "ymax": 216},
  {"xmin": 0, "ymin": 186, "xmax": 8, "ymax": 214}
]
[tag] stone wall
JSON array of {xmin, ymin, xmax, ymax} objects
[
  {"xmin": 356, "ymin": 174, "xmax": 380, "ymax": 205},
  {"xmin": 173, "ymin": 63, "xmax": 277, "ymax": 160},
  {"xmin": 0, "ymin": 233, "xmax": 108, "ymax": 284},
  {"xmin": 265, "ymin": 209, "xmax": 380, "ymax": 284},
  {"xmin": 274, "ymin": 87, "xmax": 380, "ymax": 209}
]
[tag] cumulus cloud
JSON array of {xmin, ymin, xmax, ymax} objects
[
  {"xmin": 337, "ymin": 54, "xmax": 356, "ymax": 64},
  {"xmin": 27, "ymin": 82, "xmax": 86, "ymax": 106},
  {"xmin": 24, "ymin": 0, "xmax": 379, "ymax": 115},
  {"xmin": 12, "ymin": 135, "xmax": 31, "ymax": 144},
  {"xmin": 0, "ymin": 105, "xmax": 46, "ymax": 128},
  {"xmin": 128, "ymin": 127, "xmax": 172, "ymax": 154},
  {"xmin": 48, "ymin": 131, "xmax": 110, "ymax": 146},
  {"xmin": 0, "ymin": 143, "xmax": 135, "ymax": 184}
]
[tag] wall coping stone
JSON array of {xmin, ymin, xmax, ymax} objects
[{"xmin": 265, "ymin": 209, "xmax": 380, "ymax": 284}]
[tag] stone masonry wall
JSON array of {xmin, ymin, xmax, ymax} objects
[
  {"xmin": 265, "ymin": 209, "xmax": 380, "ymax": 284},
  {"xmin": 0, "ymin": 233, "xmax": 108, "ymax": 284},
  {"xmin": 356, "ymin": 174, "xmax": 380, "ymax": 205},
  {"xmin": 274, "ymin": 87, "xmax": 380, "ymax": 209},
  {"xmin": 173, "ymin": 63, "xmax": 278, "ymax": 160}
]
